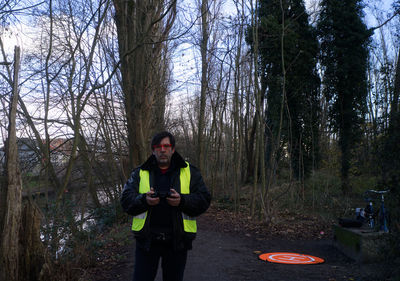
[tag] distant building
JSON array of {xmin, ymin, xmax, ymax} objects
[
  {"xmin": 45, "ymin": 138, "xmax": 73, "ymax": 165},
  {"xmin": 0, "ymin": 137, "xmax": 73, "ymax": 175},
  {"xmin": 16, "ymin": 138, "xmax": 41, "ymax": 175}
]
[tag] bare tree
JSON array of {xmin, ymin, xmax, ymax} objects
[
  {"xmin": 9, "ymin": 0, "xmax": 122, "ymax": 260},
  {"xmin": 0, "ymin": 45, "xmax": 22, "ymax": 281},
  {"xmin": 0, "ymin": 43, "xmax": 50, "ymax": 281},
  {"xmin": 113, "ymin": 0, "xmax": 177, "ymax": 169},
  {"xmin": 196, "ymin": 0, "xmax": 210, "ymax": 171}
]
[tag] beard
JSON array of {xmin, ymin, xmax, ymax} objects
[{"xmin": 157, "ymin": 156, "xmax": 171, "ymax": 166}]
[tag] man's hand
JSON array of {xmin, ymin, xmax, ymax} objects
[
  {"xmin": 146, "ymin": 188, "xmax": 160, "ymax": 206},
  {"xmin": 167, "ymin": 189, "xmax": 181, "ymax": 206}
]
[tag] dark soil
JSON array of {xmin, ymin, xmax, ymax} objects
[{"xmin": 85, "ymin": 206, "xmax": 399, "ymax": 281}]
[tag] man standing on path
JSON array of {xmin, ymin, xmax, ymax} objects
[{"xmin": 121, "ymin": 131, "xmax": 211, "ymax": 281}]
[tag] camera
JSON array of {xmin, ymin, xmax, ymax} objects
[{"xmin": 150, "ymin": 191, "xmax": 172, "ymax": 198}]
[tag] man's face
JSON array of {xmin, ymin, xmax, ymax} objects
[{"xmin": 152, "ymin": 137, "xmax": 175, "ymax": 168}]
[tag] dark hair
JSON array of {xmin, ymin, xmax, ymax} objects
[{"xmin": 151, "ymin": 131, "xmax": 175, "ymax": 150}]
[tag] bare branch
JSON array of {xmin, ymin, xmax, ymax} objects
[{"xmin": 369, "ymin": 10, "xmax": 400, "ymax": 31}]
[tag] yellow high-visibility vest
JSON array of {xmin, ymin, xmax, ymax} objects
[{"xmin": 131, "ymin": 162, "xmax": 197, "ymax": 233}]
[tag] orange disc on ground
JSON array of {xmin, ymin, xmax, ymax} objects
[{"xmin": 259, "ymin": 252, "xmax": 324, "ymax": 264}]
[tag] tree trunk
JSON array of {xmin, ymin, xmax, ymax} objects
[
  {"xmin": 0, "ymin": 46, "xmax": 22, "ymax": 281},
  {"xmin": 250, "ymin": 0, "xmax": 261, "ymax": 217},
  {"xmin": 197, "ymin": 0, "xmax": 209, "ymax": 171},
  {"xmin": 390, "ymin": 47, "xmax": 400, "ymax": 121},
  {"xmin": 0, "ymin": 46, "xmax": 51, "ymax": 281},
  {"xmin": 19, "ymin": 201, "xmax": 51, "ymax": 281},
  {"xmin": 113, "ymin": 0, "xmax": 176, "ymax": 169}
]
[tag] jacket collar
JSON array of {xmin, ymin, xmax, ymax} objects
[{"xmin": 140, "ymin": 151, "xmax": 187, "ymax": 171}]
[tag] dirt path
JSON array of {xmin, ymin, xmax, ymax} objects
[{"xmin": 91, "ymin": 210, "xmax": 397, "ymax": 281}]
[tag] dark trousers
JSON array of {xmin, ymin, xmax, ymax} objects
[{"xmin": 133, "ymin": 241, "xmax": 187, "ymax": 281}]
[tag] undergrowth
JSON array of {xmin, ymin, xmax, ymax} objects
[
  {"xmin": 213, "ymin": 168, "xmax": 388, "ymax": 230},
  {"xmin": 39, "ymin": 202, "xmax": 129, "ymax": 281}
]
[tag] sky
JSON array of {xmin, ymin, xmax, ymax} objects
[
  {"xmin": 2, "ymin": 0, "xmax": 396, "ymax": 65},
  {"xmin": 169, "ymin": 0, "xmax": 397, "ymax": 113},
  {"xmin": 0, "ymin": 0, "xmax": 398, "ymax": 146}
]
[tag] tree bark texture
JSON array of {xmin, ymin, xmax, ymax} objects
[
  {"xmin": 1, "ymin": 46, "xmax": 22, "ymax": 281},
  {"xmin": 197, "ymin": 0, "xmax": 209, "ymax": 172},
  {"xmin": 113, "ymin": 0, "xmax": 176, "ymax": 168},
  {"xmin": 390, "ymin": 47, "xmax": 400, "ymax": 120},
  {"xmin": 0, "ymin": 46, "xmax": 51, "ymax": 281},
  {"xmin": 19, "ymin": 201, "xmax": 51, "ymax": 281}
]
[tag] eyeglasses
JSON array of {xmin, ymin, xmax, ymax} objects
[{"xmin": 152, "ymin": 144, "xmax": 173, "ymax": 150}]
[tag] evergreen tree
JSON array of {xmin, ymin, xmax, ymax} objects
[
  {"xmin": 317, "ymin": 0, "xmax": 372, "ymax": 193},
  {"xmin": 250, "ymin": 0, "xmax": 320, "ymax": 181}
]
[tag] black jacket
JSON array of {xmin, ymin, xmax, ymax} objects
[{"xmin": 120, "ymin": 152, "xmax": 211, "ymax": 251}]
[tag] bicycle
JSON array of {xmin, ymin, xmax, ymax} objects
[{"xmin": 362, "ymin": 189, "xmax": 390, "ymax": 233}]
